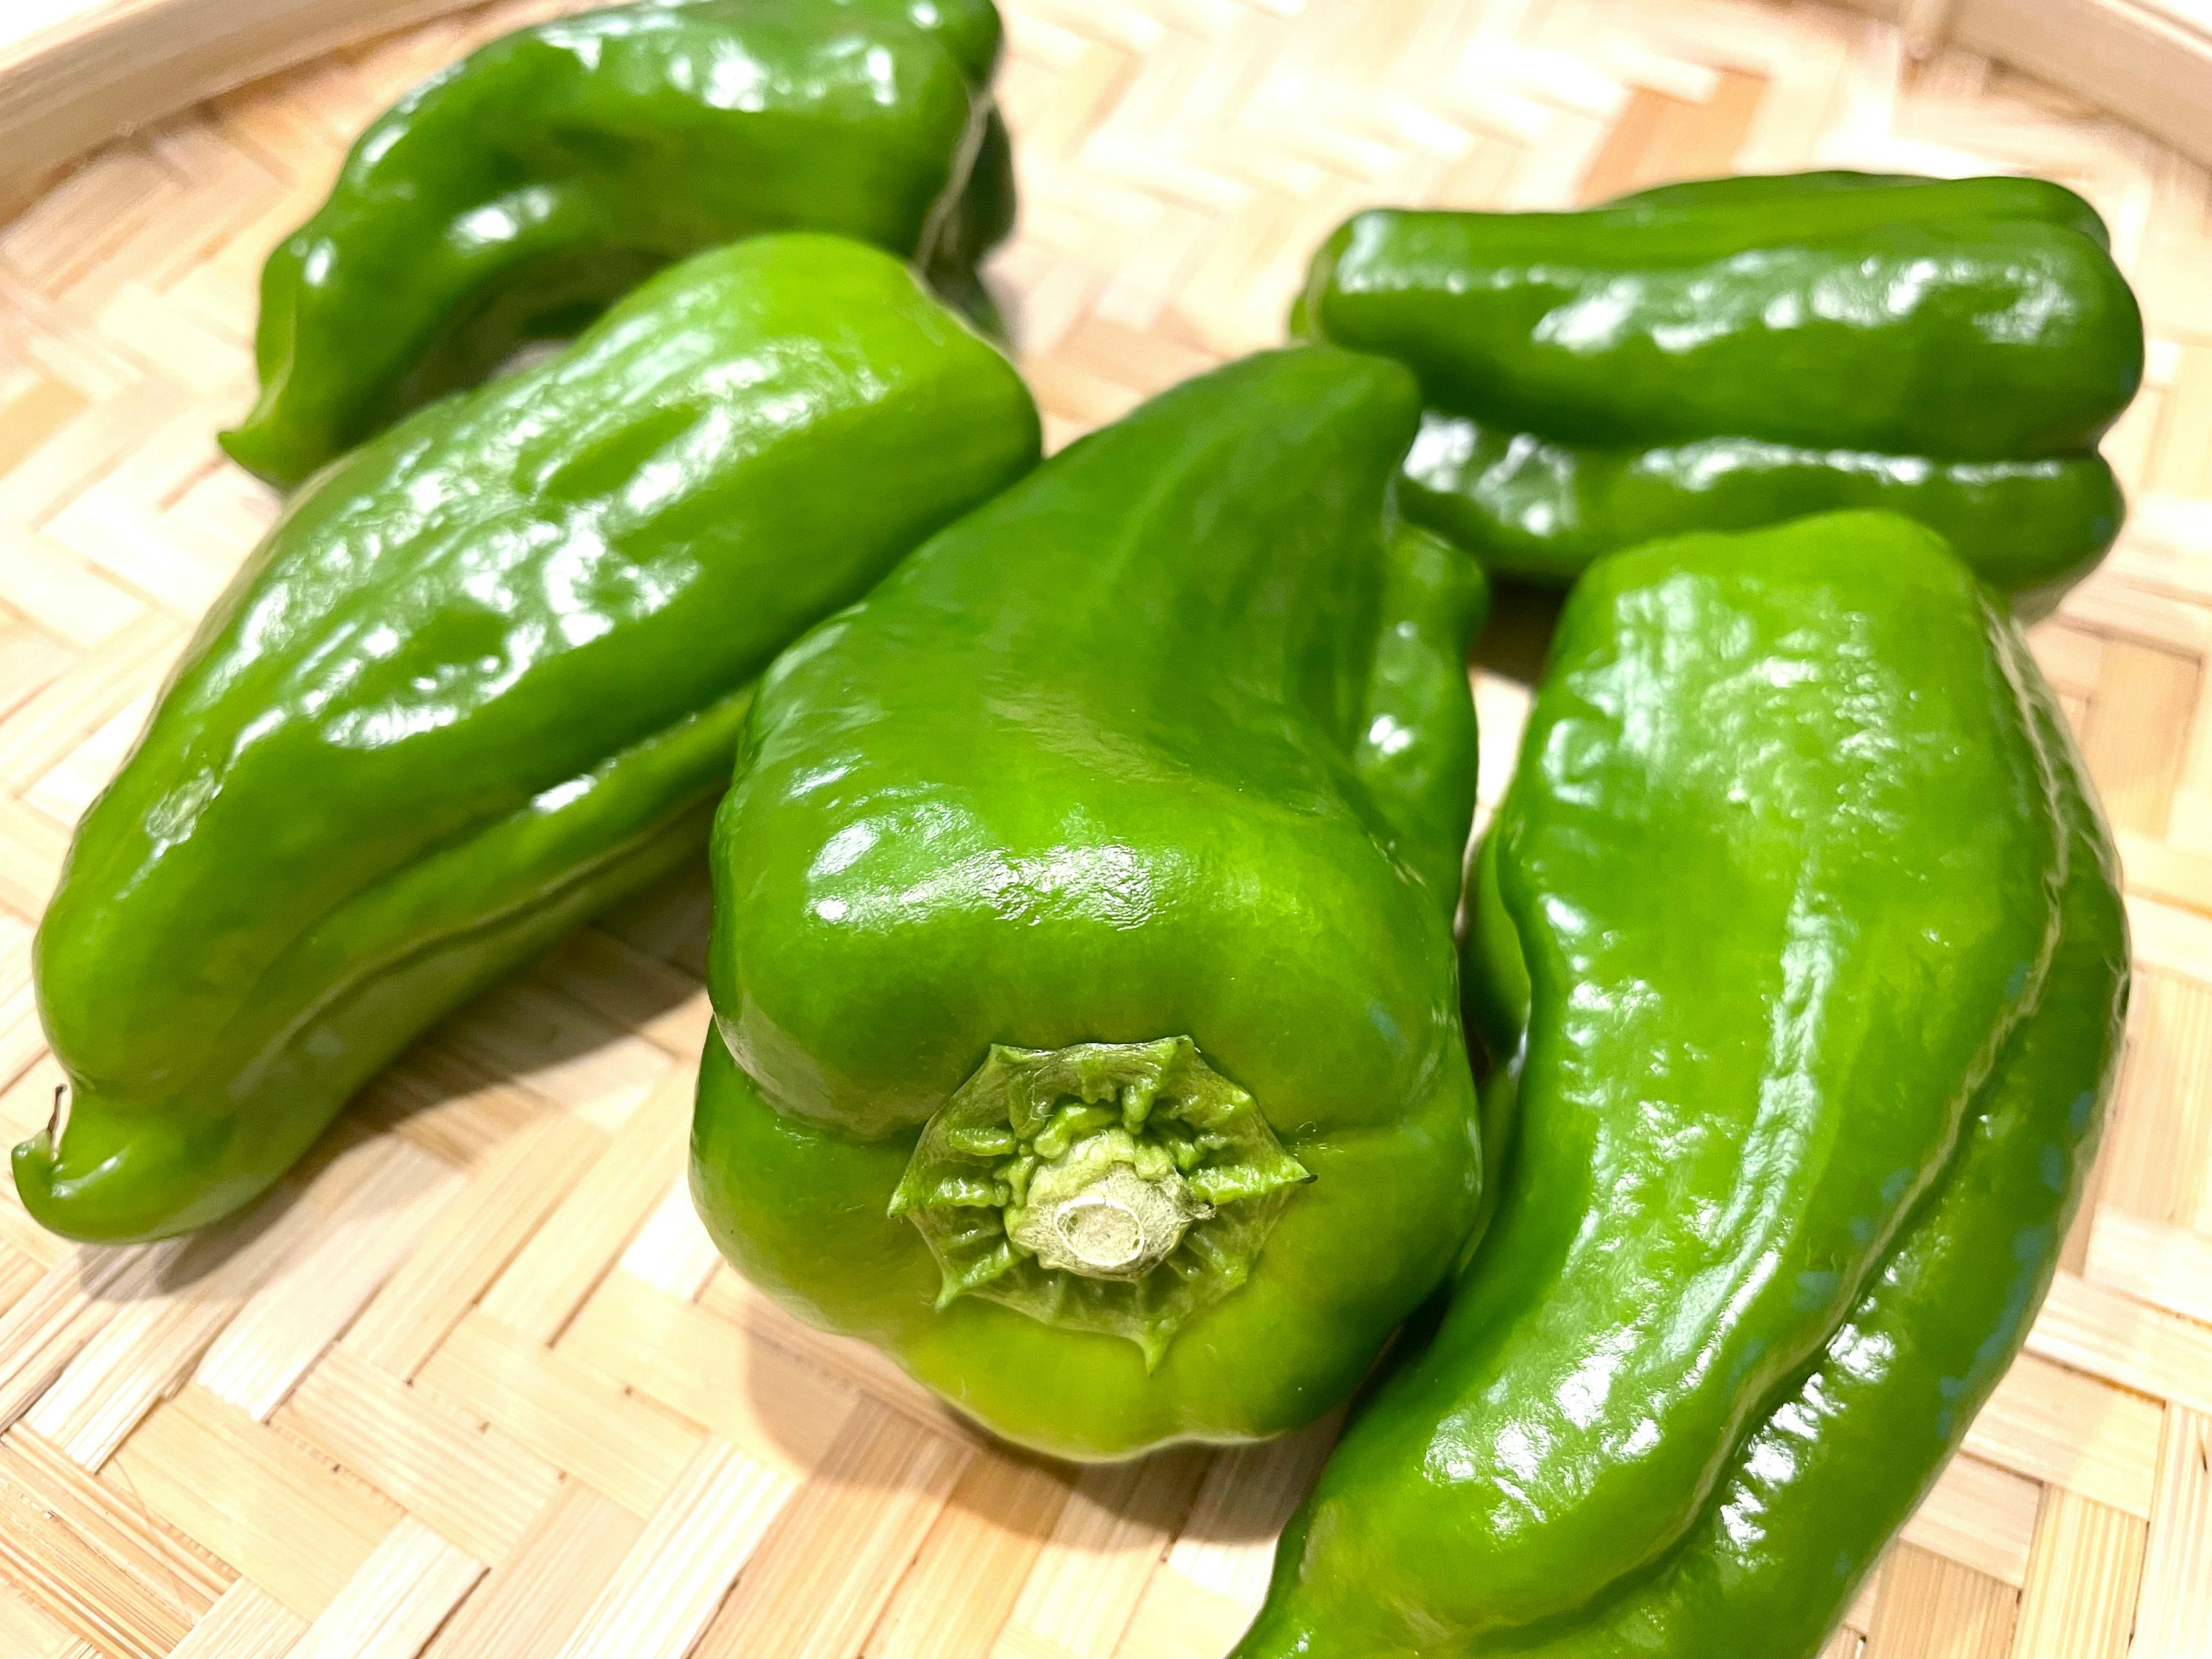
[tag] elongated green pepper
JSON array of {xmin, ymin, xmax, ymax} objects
[
  {"xmin": 23, "ymin": 235, "xmax": 1037, "ymax": 1244},
  {"xmin": 222, "ymin": 0, "xmax": 1013, "ymax": 488},
  {"xmin": 1235, "ymin": 511, "xmax": 2126, "ymax": 1658},
  {"xmin": 692, "ymin": 347, "xmax": 1488, "ymax": 1459},
  {"xmin": 1296, "ymin": 173, "xmax": 2143, "ymax": 601}
]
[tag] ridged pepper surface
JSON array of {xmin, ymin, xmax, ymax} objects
[
  {"xmin": 23, "ymin": 234, "xmax": 1038, "ymax": 1244},
  {"xmin": 1234, "ymin": 511, "xmax": 2127, "ymax": 1658},
  {"xmin": 1294, "ymin": 173, "xmax": 2143, "ymax": 605},
  {"xmin": 222, "ymin": 0, "xmax": 1014, "ymax": 488},
  {"xmin": 693, "ymin": 347, "xmax": 1490, "ymax": 1459}
]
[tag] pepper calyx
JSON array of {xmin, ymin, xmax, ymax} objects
[{"xmin": 889, "ymin": 1036, "xmax": 1310, "ymax": 1367}]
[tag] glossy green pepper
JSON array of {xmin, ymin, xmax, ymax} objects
[
  {"xmin": 1235, "ymin": 511, "xmax": 2126, "ymax": 1658},
  {"xmin": 221, "ymin": 0, "xmax": 1014, "ymax": 488},
  {"xmin": 1294, "ymin": 173, "xmax": 2143, "ymax": 603},
  {"xmin": 23, "ymin": 234, "xmax": 1037, "ymax": 1244},
  {"xmin": 692, "ymin": 347, "xmax": 1489, "ymax": 1459}
]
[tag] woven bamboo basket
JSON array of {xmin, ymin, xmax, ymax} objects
[{"xmin": 0, "ymin": 1, "xmax": 2207, "ymax": 1656}]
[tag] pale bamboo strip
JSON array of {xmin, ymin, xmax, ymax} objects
[
  {"xmin": 419, "ymin": 1481, "xmax": 639, "ymax": 1659},
  {"xmin": 1895, "ymin": 1455, "xmax": 2041, "ymax": 1590},
  {"xmin": 77, "ymin": 285, "xmax": 245, "ymax": 417},
  {"xmin": 1862, "ymin": 1546, "xmax": 2020, "ymax": 1659},
  {"xmin": 23, "ymin": 685, "xmax": 149, "ymax": 824},
  {"xmin": 1166, "ymin": 1419, "xmax": 1340, "ymax": 1613},
  {"xmin": 0, "ymin": 1425, "xmax": 229, "ymax": 1657},
  {"xmin": 0, "ymin": 530, "xmax": 146, "ymax": 653},
  {"xmin": 1846, "ymin": 1556, "xmax": 1884, "ymax": 1640},
  {"xmin": 340, "ymin": 1112, "xmax": 604, "ymax": 1378},
  {"xmin": 275, "ymin": 1347, "xmax": 560, "ymax": 1568},
  {"xmin": 1001, "ymin": 1451, "xmax": 1213, "ymax": 1659},
  {"xmin": 25, "ymin": 1137, "xmax": 394, "ymax": 1467},
  {"xmin": 0, "ymin": 608, "xmax": 177, "ymax": 791},
  {"xmin": 475, "ymin": 1066, "xmax": 692, "ymax": 1342},
  {"xmin": 168, "ymin": 1580, "xmax": 308, "ymax": 1659},
  {"xmin": 694, "ymin": 1403, "xmax": 971, "ymax": 1658},
  {"xmin": 2060, "ymin": 578, "xmax": 2212, "ymax": 658},
  {"xmin": 2025, "ymin": 1271, "xmax": 2212, "ymax": 1419},
  {"xmin": 1960, "ymin": 1351, "xmax": 2163, "ymax": 1518},
  {"xmin": 594, "ymin": 874, "xmax": 714, "ymax": 982},
  {"xmin": 2009, "ymin": 1488, "xmax": 2147, "ymax": 1659},
  {"xmin": 0, "ymin": 1584, "xmax": 76, "ymax": 1659},
  {"xmin": 352, "ymin": 1046, "xmax": 550, "ymax": 1172},
  {"xmin": 107, "ymin": 1385, "xmax": 396, "ymax": 1619},
  {"xmin": 195, "ymin": 1141, "xmax": 464, "ymax": 1421},
  {"xmin": 0, "ymin": 916, "xmax": 38, "ymax": 1096},
  {"xmin": 2025, "ymin": 623, "xmax": 2108, "ymax": 702},
  {"xmin": 555, "ymin": 1270, "xmax": 857, "ymax": 1482},
  {"xmin": 29, "ymin": 516, "xmax": 213, "ymax": 668},
  {"xmin": 2150, "ymin": 343, "xmax": 2212, "ymax": 497},
  {"xmin": 0, "ymin": 1242, "xmax": 184, "ymax": 1431},
  {"xmin": 616, "ymin": 1176, "xmax": 723, "ymax": 1302},
  {"xmin": 282, "ymin": 1517, "xmax": 483, "ymax": 1659},
  {"xmin": 434, "ymin": 980, "xmax": 673, "ymax": 1135},
  {"xmin": 0, "ymin": 372, "xmax": 192, "ymax": 533},
  {"xmin": 697, "ymin": 1266, "xmax": 981, "ymax": 1441},
  {"xmin": 2078, "ymin": 639, "xmax": 2202, "ymax": 831},
  {"xmin": 0, "ymin": 266, "xmax": 145, "ymax": 401},
  {"xmin": 0, "ymin": 390, "xmax": 93, "ymax": 514},
  {"xmin": 2131, "ymin": 1406, "xmax": 2212, "ymax": 1659},
  {"xmin": 0, "ymin": 796, "xmax": 67, "ymax": 915},
  {"xmin": 865, "ymin": 1452, "xmax": 1076, "ymax": 1659},
  {"xmin": 0, "ymin": 0, "xmax": 489, "ymax": 215},
  {"xmin": 1116, "ymin": 1569, "xmax": 1252, "ymax": 1659},
  {"xmin": 2097, "ymin": 968, "xmax": 2212, "ymax": 1256},
  {"xmin": 528, "ymin": 929, "xmax": 714, "ymax": 1059},
  {"xmin": 0, "ymin": 1247, "xmax": 44, "ymax": 1324},
  {"xmin": 551, "ymin": 1439, "xmax": 795, "ymax": 1659},
  {"xmin": 2112, "ymin": 502, "xmax": 2212, "ymax": 600},
  {"xmin": 2084, "ymin": 1207, "xmax": 2212, "ymax": 1326},
  {"xmin": 996, "ymin": 1627, "xmax": 1084, "ymax": 1659},
  {"xmin": 414, "ymin": 1309, "xmax": 701, "ymax": 1519},
  {"xmin": 2097, "ymin": 968, "xmax": 2212, "ymax": 1230},
  {"xmin": 2112, "ymin": 828, "xmax": 2212, "ymax": 925}
]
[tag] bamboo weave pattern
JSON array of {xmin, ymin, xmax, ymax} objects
[{"xmin": 0, "ymin": 2, "xmax": 2208, "ymax": 1656}]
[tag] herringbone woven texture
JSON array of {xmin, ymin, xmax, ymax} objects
[{"xmin": 0, "ymin": 2, "xmax": 2207, "ymax": 1656}]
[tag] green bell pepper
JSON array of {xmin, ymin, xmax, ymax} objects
[
  {"xmin": 1234, "ymin": 510, "xmax": 2126, "ymax": 1658},
  {"xmin": 1294, "ymin": 173, "xmax": 2143, "ymax": 602},
  {"xmin": 221, "ymin": 0, "xmax": 1014, "ymax": 488},
  {"xmin": 23, "ymin": 234, "xmax": 1037, "ymax": 1244},
  {"xmin": 692, "ymin": 346, "xmax": 1489, "ymax": 1459}
]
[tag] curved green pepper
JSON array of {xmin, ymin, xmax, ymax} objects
[
  {"xmin": 1295, "ymin": 172, "xmax": 2143, "ymax": 599},
  {"xmin": 221, "ymin": 0, "xmax": 1013, "ymax": 488},
  {"xmin": 692, "ymin": 347, "xmax": 1488, "ymax": 1459},
  {"xmin": 24, "ymin": 234, "xmax": 1037, "ymax": 1244},
  {"xmin": 1400, "ymin": 416, "xmax": 2124, "ymax": 604},
  {"xmin": 1234, "ymin": 510, "xmax": 2126, "ymax": 1657}
]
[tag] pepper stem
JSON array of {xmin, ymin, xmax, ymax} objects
[
  {"xmin": 1006, "ymin": 1130, "xmax": 1211, "ymax": 1279},
  {"xmin": 888, "ymin": 1036, "xmax": 1312, "ymax": 1364}
]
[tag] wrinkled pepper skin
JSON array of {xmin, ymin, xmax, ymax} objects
[
  {"xmin": 24, "ymin": 235, "xmax": 1038, "ymax": 1244},
  {"xmin": 1235, "ymin": 512, "xmax": 2126, "ymax": 1658},
  {"xmin": 693, "ymin": 347, "xmax": 1489, "ymax": 1460},
  {"xmin": 222, "ymin": 0, "xmax": 1013, "ymax": 488},
  {"xmin": 1295, "ymin": 173, "xmax": 2143, "ymax": 601}
]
